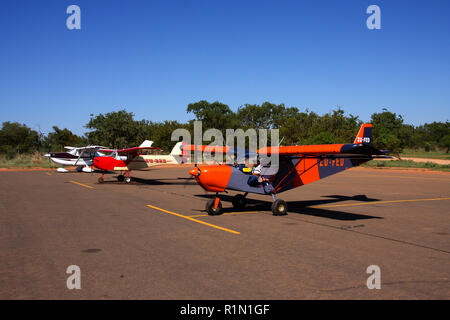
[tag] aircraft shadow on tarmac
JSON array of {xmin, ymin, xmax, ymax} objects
[
  {"xmin": 96, "ymin": 176, "xmax": 198, "ymax": 186},
  {"xmin": 132, "ymin": 177, "xmax": 198, "ymax": 186},
  {"xmin": 195, "ymin": 194, "xmax": 383, "ymax": 221}
]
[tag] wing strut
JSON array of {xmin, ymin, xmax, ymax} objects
[{"xmin": 273, "ymin": 157, "xmax": 322, "ymax": 193}]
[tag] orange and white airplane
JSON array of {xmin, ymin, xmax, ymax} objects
[
  {"xmin": 185, "ymin": 124, "xmax": 391, "ymax": 215},
  {"xmin": 93, "ymin": 140, "xmax": 186, "ymax": 183}
]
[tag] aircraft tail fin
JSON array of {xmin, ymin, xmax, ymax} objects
[
  {"xmin": 170, "ymin": 142, "xmax": 183, "ymax": 156},
  {"xmin": 139, "ymin": 140, "xmax": 154, "ymax": 148},
  {"xmin": 353, "ymin": 124, "xmax": 372, "ymax": 145},
  {"xmin": 169, "ymin": 142, "xmax": 190, "ymax": 164}
]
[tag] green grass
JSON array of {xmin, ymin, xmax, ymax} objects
[
  {"xmin": 400, "ymin": 148, "xmax": 450, "ymax": 160},
  {"xmin": 362, "ymin": 160, "xmax": 450, "ymax": 172},
  {"xmin": 0, "ymin": 153, "xmax": 58, "ymax": 168}
]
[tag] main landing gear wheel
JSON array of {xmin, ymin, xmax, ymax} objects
[
  {"xmin": 232, "ymin": 194, "xmax": 246, "ymax": 210},
  {"xmin": 124, "ymin": 176, "xmax": 131, "ymax": 183},
  {"xmin": 206, "ymin": 199, "xmax": 223, "ymax": 216},
  {"xmin": 117, "ymin": 175, "xmax": 125, "ymax": 182},
  {"xmin": 272, "ymin": 199, "xmax": 288, "ymax": 216},
  {"xmin": 98, "ymin": 176, "xmax": 104, "ymax": 184}
]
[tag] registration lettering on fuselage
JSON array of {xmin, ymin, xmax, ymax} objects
[
  {"xmin": 319, "ymin": 158, "xmax": 345, "ymax": 167},
  {"xmin": 145, "ymin": 159, "xmax": 167, "ymax": 164}
]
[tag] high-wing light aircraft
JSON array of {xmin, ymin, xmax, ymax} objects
[
  {"xmin": 186, "ymin": 124, "xmax": 390, "ymax": 216},
  {"xmin": 93, "ymin": 141, "xmax": 186, "ymax": 183},
  {"xmin": 44, "ymin": 145, "xmax": 108, "ymax": 173}
]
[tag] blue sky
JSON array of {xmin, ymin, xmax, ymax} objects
[{"xmin": 0, "ymin": 0, "xmax": 449, "ymax": 135}]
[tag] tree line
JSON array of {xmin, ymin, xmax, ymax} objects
[{"xmin": 1, "ymin": 100, "xmax": 449, "ymax": 158}]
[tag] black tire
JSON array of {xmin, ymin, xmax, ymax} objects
[
  {"xmin": 98, "ymin": 177, "xmax": 104, "ymax": 184},
  {"xmin": 232, "ymin": 194, "xmax": 246, "ymax": 210},
  {"xmin": 117, "ymin": 175, "xmax": 125, "ymax": 182},
  {"xmin": 272, "ymin": 199, "xmax": 288, "ymax": 216},
  {"xmin": 206, "ymin": 199, "xmax": 223, "ymax": 216}
]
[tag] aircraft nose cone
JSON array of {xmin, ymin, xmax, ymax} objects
[
  {"xmin": 189, "ymin": 167, "xmax": 200, "ymax": 177},
  {"xmin": 189, "ymin": 165, "xmax": 232, "ymax": 192}
]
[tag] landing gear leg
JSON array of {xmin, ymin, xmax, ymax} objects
[
  {"xmin": 232, "ymin": 192, "xmax": 248, "ymax": 210},
  {"xmin": 206, "ymin": 193, "xmax": 223, "ymax": 215},
  {"xmin": 271, "ymin": 193, "xmax": 287, "ymax": 216},
  {"xmin": 98, "ymin": 174, "xmax": 104, "ymax": 184},
  {"xmin": 124, "ymin": 171, "xmax": 131, "ymax": 183}
]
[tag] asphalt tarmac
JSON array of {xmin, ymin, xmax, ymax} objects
[{"xmin": 0, "ymin": 166, "xmax": 449, "ymax": 299}]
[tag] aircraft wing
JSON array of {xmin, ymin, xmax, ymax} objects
[
  {"xmin": 182, "ymin": 144, "xmax": 260, "ymax": 164},
  {"xmin": 65, "ymin": 145, "xmax": 108, "ymax": 153},
  {"xmin": 182, "ymin": 145, "xmax": 231, "ymax": 153},
  {"xmin": 116, "ymin": 146, "xmax": 161, "ymax": 156},
  {"xmin": 182, "ymin": 145, "xmax": 257, "ymax": 157},
  {"xmin": 257, "ymin": 123, "xmax": 390, "ymax": 158},
  {"xmin": 258, "ymin": 143, "xmax": 389, "ymax": 157}
]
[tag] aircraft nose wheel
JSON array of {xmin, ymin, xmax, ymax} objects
[
  {"xmin": 232, "ymin": 194, "xmax": 247, "ymax": 210},
  {"xmin": 272, "ymin": 199, "xmax": 288, "ymax": 216},
  {"xmin": 206, "ymin": 198, "xmax": 223, "ymax": 215}
]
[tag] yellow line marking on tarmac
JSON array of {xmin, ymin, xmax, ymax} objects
[
  {"xmin": 146, "ymin": 204, "xmax": 240, "ymax": 235},
  {"xmin": 311, "ymin": 197, "xmax": 450, "ymax": 208},
  {"xmin": 189, "ymin": 211, "xmax": 262, "ymax": 218},
  {"xmin": 68, "ymin": 180, "xmax": 94, "ymax": 189},
  {"xmin": 353, "ymin": 172, "xmax": 450, "ymax": 181}
]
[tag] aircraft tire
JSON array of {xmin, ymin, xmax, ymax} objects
[
  {"xmin": 206, "ymin": 199, "xmax": 223, "ymax": 216},
  {"xmin": 232, "ymin": 194, "xmax": 246, "ymax": 210},
  {"xmin": 272, "ymin": 199, "xmax": 288, "ymax": 216},
  {"xmin": 117, "ymin": 175, "xmax": 125, "ymax": 182},
  {"xmin": 98, "ymin": 177, "xmax": 104, "ymax": 184}
]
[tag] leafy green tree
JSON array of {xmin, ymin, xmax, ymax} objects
[
  {"xmin": 85, "ymin": 110, "xmax": 191, "ymax": 152},
  {"xmin": 0, "ymin": 122, "xmax": 39, "ymax": 156},
  {"xmin": 401, "ymin": 124, "xmax": 417, "ymax": 149},
  {"xmin": 150, "ymin": 120, "xmax": 190, "ymax": 152},
  {"xmin": 187, "ymin": 100, "xmax": 240, "ymax": 132},
  {"xmin": 423, "ymin": 121, "xmax": 450, "ymax": 143},
  {"xmin": 307, "ymin": 131, "xmax": 335, "ymax": 145},
  {"xmin": 416, "ymin": 121, "xmax": 450, "ymax": 151},
  {"xmin": 85, "ymin": 110, "xmax": 139, "ymax": 148},
  {"xmin": 375, "ymin": 133, "xmax": 402, "ymax": 156},
  {"xmin": 237, "ymin": 102, "xmax": 301, "ymax": 130},
  {"xmin": 133, "ymin": 120, "xmax": 156, "ymax": 147},
  {"xmin": 277, "ymin": 107, "xmax": 360, "ymax": 145},
  {"xmin": 237, "ymin": 103, "xmax": 272, "ymax": 129},
  {"xmin": 371, "ymin": 109, "xmax": 406, "ymax": 156},
  {"xmin": 279, "ymin": 117, "xmax": 302, "ymax": 145},
  {"xmin": 290, "ymin": 110, "xmax": 321, "ymax": 144},
  {"xmin": 439, "ymin": 134, "xmax": 450, "ymax": 153},
  {"xmin": 316, "ymin": 108, "xmax": 361, "ymax": 143},
  {"xmin": 237, "ymin": 102, "xmax": 315, "ymax": 146},
  {"xmin": 44, "ymin": 126, "xmax": 84, "ymax": 151}
]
